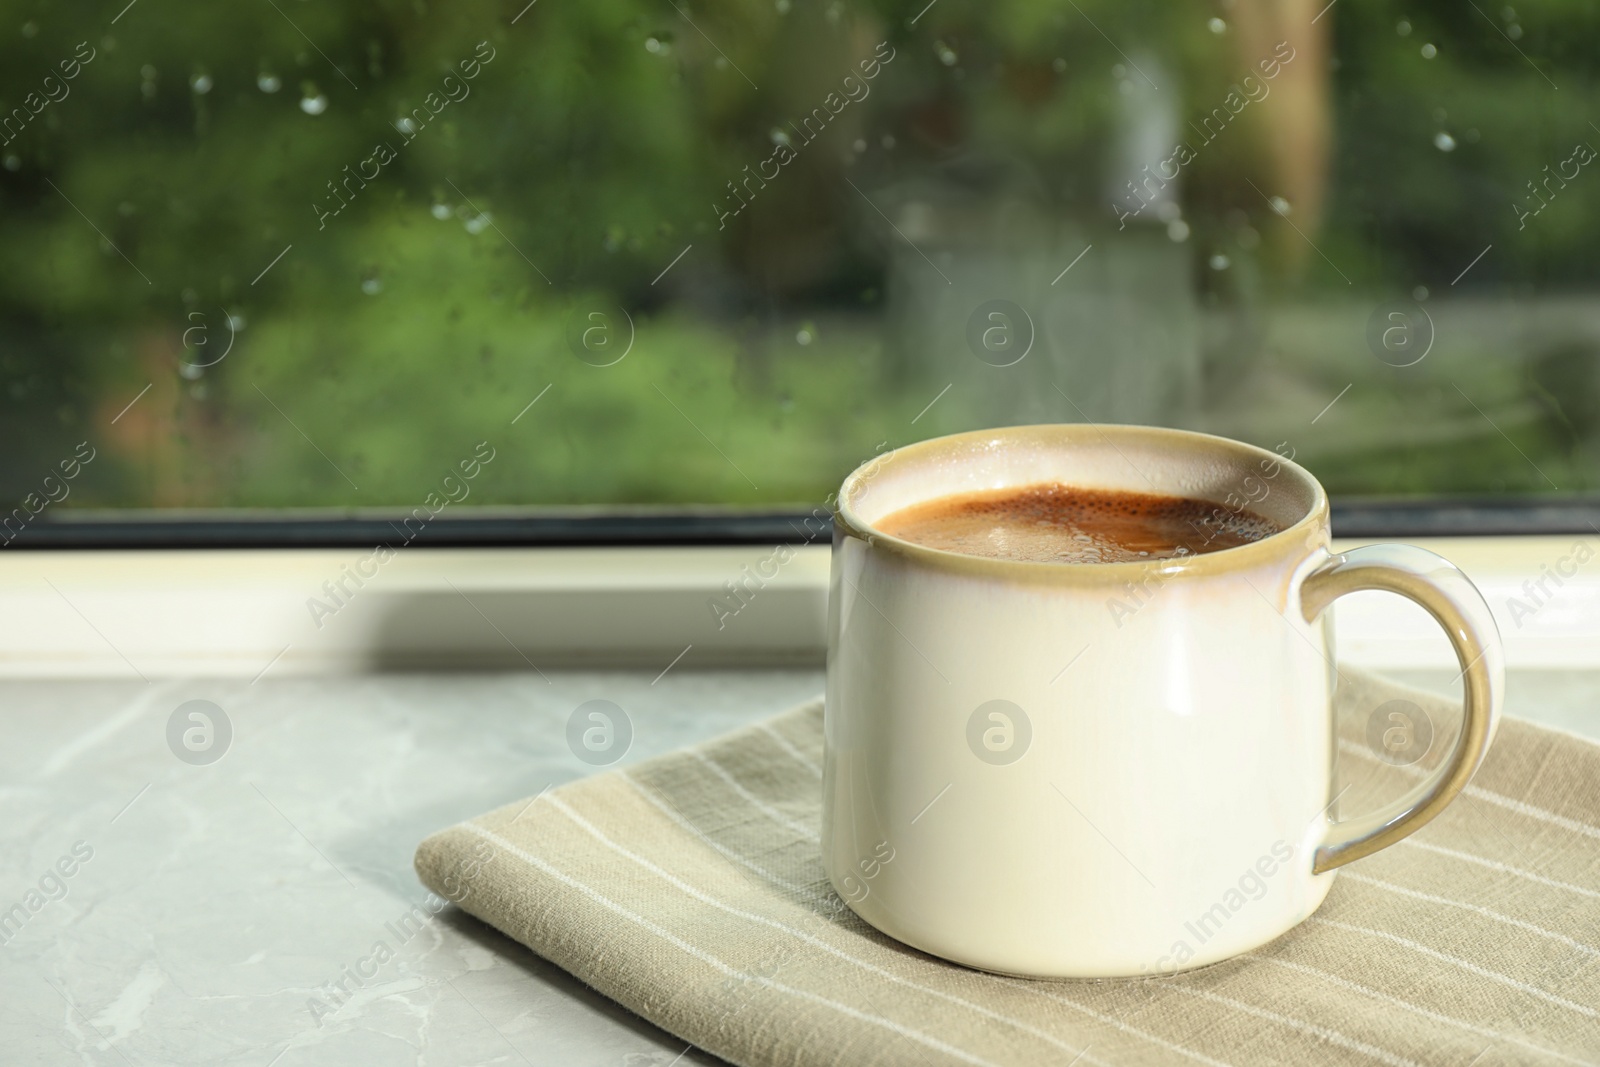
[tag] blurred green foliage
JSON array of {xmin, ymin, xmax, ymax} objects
[{"xmin": 0, "ymin": 0, "xmax": 1596, "ymax": 510}]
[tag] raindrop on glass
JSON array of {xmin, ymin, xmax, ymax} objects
[
  {"xmin": 2, "ymin": 155, "xmax": 19, "ymax": 172},
  {"xmin": 1420, "ymin": 43, "xmax": 1437, "ymax": 58},
  {"xmin": 1209, "ymin": 254, "xmax": 1231, "ymax": 271},
  {"xmin": 1396, "ymin": 19, "xmax": 1412, "ymax": 36},
  {"xmin": 299, "ymin": 86, "xmax": 328, "ymax": 115},
  {"xmin": 796, "ymin": 327, "xmax": 814, "ymax": 346},
  {"xmin": 361, "ymin": 276, "xmax": 382, "ymax": 295},
  {"xmin": 1208, "ymin": 17, "xmax": 1226, "ymax": 33},
  {"xmin": 258, "ymin": 71, "xmax": 281, "ymax": 93},
  {"xmin": 1167, "ymin": 219, "xmax": 1190, "ymax": 242},
  {"xmin": 1270, "ymin": 196, "xmax": 1291, "ymax": 215},
  {"xmin": 191, "ymin": 72, "xmax": 213, "ymax": 94},
  {"xmin": 430, "ymin": 203, "xmax": 452, "ymax": 220},
  {"xmin": 935, "ymin": 41, "xmax": 957, "ymax": 66},
  {"xmin": 1434, "ymin": 131, "xmax": 1456, "ymax": 152}
]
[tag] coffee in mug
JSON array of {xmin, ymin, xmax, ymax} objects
[{"xmin": 875, "ymin": 483, "xmax": 1281, "ymax": 564}]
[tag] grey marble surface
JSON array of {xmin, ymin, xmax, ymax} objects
[
  {"xmin": 1, "ymin": 667, "xmax": 1594, "ymax": 1067},
  {"xmin": 0, "ymin": 670, "xmax": 824, "ymax": 1067}
]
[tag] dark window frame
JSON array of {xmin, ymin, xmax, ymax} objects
[{"xmin": 3, "ymin": 498, "xmax": 1598, "ymax": 550}]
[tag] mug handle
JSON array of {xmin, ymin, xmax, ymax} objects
[{"xmin": 1299, "ymin": 544, "xmax": 1505, "ymax": 874}]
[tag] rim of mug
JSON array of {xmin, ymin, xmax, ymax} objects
[{"xmin": 834, "ymin": 424, "xmax": 1330, "ymax": 579}]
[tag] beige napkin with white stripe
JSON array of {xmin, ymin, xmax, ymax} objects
[{"xmin": 415, "ymin": 670, "xmax": 1600, "ymax": 1066}]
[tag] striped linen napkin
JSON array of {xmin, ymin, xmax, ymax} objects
[{"xmin": 414, "ymin": 669, "xmax": 1600, "ymax": 1066}]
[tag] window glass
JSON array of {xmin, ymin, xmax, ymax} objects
[{"xmin": 0, "ymin": 1, "xmax": 1591, "ymax": 516}]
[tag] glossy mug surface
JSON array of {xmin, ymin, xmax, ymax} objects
[{"xmin": 821, "ymin": 425, "xmax": 1503, "ymax": 978}]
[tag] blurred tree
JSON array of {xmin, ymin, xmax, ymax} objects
[{"xmin": 0, "ymin": 0, "xmax": 1594, "ymax": 509}]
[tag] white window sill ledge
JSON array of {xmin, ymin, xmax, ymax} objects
[{"xmin": 0, "ymin": 537, "xmax": 1593, "ymax": 678}]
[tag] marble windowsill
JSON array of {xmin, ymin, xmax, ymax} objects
[{"xmin": 3, "ymin": 668, "xmax": 1596, "ymax": 1066}]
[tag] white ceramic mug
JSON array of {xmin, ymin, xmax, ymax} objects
[{"xmin": 821, "ymin": 424, "xmax": 1503, "ymax": 978}]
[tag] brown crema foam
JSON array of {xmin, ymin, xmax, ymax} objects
[{"xmin": 875, "ymin": 483, "xmax": 1282, "ymax": 564}]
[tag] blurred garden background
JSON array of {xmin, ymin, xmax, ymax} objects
[{"xmin": 1, "ymin": 0, "xmax": 1597, "ymax": 513}]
